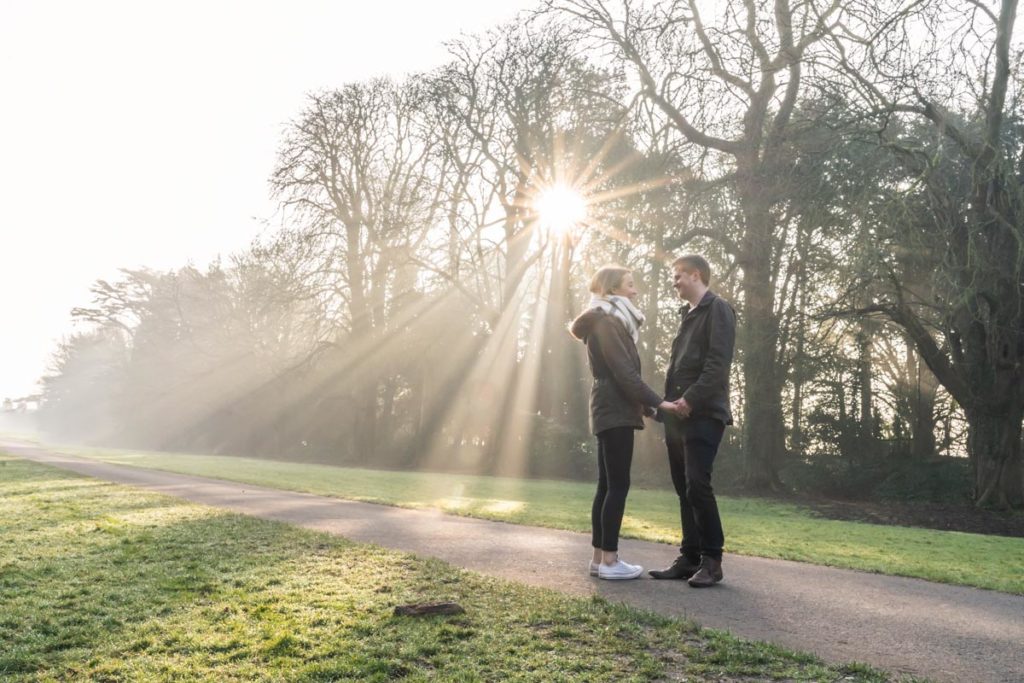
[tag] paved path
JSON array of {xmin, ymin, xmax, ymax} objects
[{"xmin": 4, "ymin": 440, "xmax": 1022, "ymax": 683}]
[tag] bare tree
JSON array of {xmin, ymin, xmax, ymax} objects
[
  {"xmin": 832, "ymin": 0, "xmax": 1024, "ymax": 506},
  {"xmin": 555, "ymin": 0, "xmax": 847, "ymax": 490},
  {"xmin": 271, "ymin": 78, "xmax": 444, "ymax": 457}
]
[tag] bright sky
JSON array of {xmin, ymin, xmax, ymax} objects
[{"xmin": 0, "ymin": 0, "xmax": 538, "ymax": 400}]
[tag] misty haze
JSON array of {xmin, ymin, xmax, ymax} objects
[{"xmin": 2, "ymin": 1, "xmax": 1023, "ymax": 682}]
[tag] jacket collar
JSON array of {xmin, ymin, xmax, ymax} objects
[{"xmin": 678, "ymin": 290, "xmax": 716, "ymax": 317}]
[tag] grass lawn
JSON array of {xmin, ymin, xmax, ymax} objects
[
  {"xmin": 35, "ymin": 443, "xmax": 1024, "ymax": 595},
  {"xmin": 0, "ymin": 454, "xmax": 905, "ymax": 682}
]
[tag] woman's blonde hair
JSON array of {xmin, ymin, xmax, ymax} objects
[{"xmin": 589, "ymin": 264, "xmax": 631, "ymax": 296}]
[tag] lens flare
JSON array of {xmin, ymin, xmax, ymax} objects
[{"xmin": 535, "ymin": 184, "xmax": 587, "ymax": 236}]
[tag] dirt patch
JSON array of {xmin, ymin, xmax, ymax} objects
[{"xmin": 795, "ymin": 498, "xmax": 1024, "ymax": 538}]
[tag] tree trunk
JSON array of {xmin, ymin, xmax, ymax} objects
[
  {"xmin": 790, "ymin": 221, "xmax": 808, "ymax": 455},
  {"xmin": 737, "ymin": 183, "xmax": 785, "ymax": 490},
  {"xmin": 559, "ymin": 243, "xmax": 588, "ymax": 450},
  {"xmin": 905, "ymin": 337, "xmax": 938, "ymax": 459},
  {"xmin": 628, "ymin": 226, "xmax": 667, "ymax": 480},
  {"xmin": 965, "ymin": 405, "xmax": 1024, "ymax": 508},
  {"xmin": 738, "ymin": 254, "xmax": 785, "ymax": 489},
  {"xmin": 791, "ymin": 373, "xmax": 803, "ymax": 455},
  {"xmin": 857, "ymin": 326, "xmax": 875, "ymax": 452},
  {"xmin": 341, "ymin": 218, "xmax": 379, "ymax": 461}
]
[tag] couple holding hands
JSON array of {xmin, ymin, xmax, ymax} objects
[{"xmin": 570, "ymin": 255, "xmax": 736, "ymax": 587}]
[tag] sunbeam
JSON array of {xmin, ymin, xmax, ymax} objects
[{"xmin": 535, "ymin": 184, "xmax": 588, "ymax": 238}]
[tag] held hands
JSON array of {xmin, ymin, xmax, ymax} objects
[
  {"xmin": 656, "ymin": 398, "xmax": 692, "ymax": 418},
  {"xmin": 675, "ymin": 398, "xmax": 692, "ymax": 417}
]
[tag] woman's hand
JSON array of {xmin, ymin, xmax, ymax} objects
[{"xmin": 658, "ymin": 400, "xmax": 685, "ymax": 417}]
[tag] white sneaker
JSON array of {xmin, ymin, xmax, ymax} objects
[
  {"xmin": 598, "ymin": 559, "xmax": 643, "ymax": 580},
  {"xmin": 589, "ymin": 561, "xmax": 599, "ymax": 577}
]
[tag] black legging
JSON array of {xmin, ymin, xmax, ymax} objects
[{"xmin": 591, "ymin": 426, "xmax": 635, "ymax": 552}]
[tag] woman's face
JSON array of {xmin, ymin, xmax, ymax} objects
[{"xmin": 611, "ymin": 273, "xmax": 638, "ymax": 301}]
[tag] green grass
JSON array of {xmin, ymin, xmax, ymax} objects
[
  {"xmin": 0, "ymin": 454, "xmax": 906, "ymax": 682},
  {"xmin": 41, "ymin": 444, "xmax": 1024, "ymax": 595}
]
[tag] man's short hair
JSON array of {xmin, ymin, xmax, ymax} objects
[{"xmin": 672, "ymin": 255, "xmax": 711, "ymax": 286}]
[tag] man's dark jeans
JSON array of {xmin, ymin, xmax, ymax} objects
[{"xmin": 665, "ymin": 415, "xmax": 725, "ymax": 561}]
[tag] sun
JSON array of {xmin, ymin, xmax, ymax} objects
[{"xmin": 534, "ymin": 184, "xmax": 587, "ymax": 237}]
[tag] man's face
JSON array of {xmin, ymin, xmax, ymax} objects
[{"xmin": 672, "ymin": 264, "xmax": 699, "ymax": 300}]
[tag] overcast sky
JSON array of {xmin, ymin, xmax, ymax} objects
[{"xmin": 0, "ymin": 0, "xmax": 538, "ymax": 400}]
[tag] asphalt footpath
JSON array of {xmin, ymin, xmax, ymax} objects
[{"xmin": 3, "ymin": 440, "xmax": 1022, "ymax": 683}]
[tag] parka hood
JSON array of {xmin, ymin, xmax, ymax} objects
[{"xmin": 569, "ymin": 306, "xmax": 607, "ymax": 341}]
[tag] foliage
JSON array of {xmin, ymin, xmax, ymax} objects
[{"xmin": 779, "ymin": 453, "xmax": 973, "ymax": 504}]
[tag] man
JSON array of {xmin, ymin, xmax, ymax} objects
[{"xmin": 650, "ymin": 255, "xmax": 736, "ymax": 587}]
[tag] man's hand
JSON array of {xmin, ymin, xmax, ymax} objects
[
  {"xmin": 658, "ymin": 400, "xmax": 686, "ymax": 417},
  {"xmin": 674, "ymin": 398, "xmax": 692, "ymax": 418}
]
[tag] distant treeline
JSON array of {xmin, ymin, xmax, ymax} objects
[{"xmin": 38, "ymin": 1, "xmax": 1024, "ymax": 508}]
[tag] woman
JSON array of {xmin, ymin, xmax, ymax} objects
[{"xmin": 570, "ymin": 265, "xmax": 678, "ymax": 580}]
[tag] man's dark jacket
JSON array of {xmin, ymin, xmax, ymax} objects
[
  {"xmin": 666, "ymin": 290, "xmax": 736, "ymax": 425},
  {"xmin": 570, "ymin": 307, "xmax": 662, "ymax": 435}
]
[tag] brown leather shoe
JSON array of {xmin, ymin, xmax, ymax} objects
[
  {"xmin": 648, "ymin": 554, "xmax": 700, "ymax": 580},
  {"xmin": 686, "ymin": 556, "xmax": 723, "ymax": 587}
]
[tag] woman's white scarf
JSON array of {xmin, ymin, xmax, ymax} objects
[{"xmin": 588, "ymin": 294, "xmax": 645, "ymax": 345}]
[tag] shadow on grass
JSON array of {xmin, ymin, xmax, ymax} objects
[
  {"xmin": 0, "ymin": 457, "xmax": 908, "ymax": 682},
  {"xmin": 0, "ymin": 460, "xmax": 340, "ymax": 679}
]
